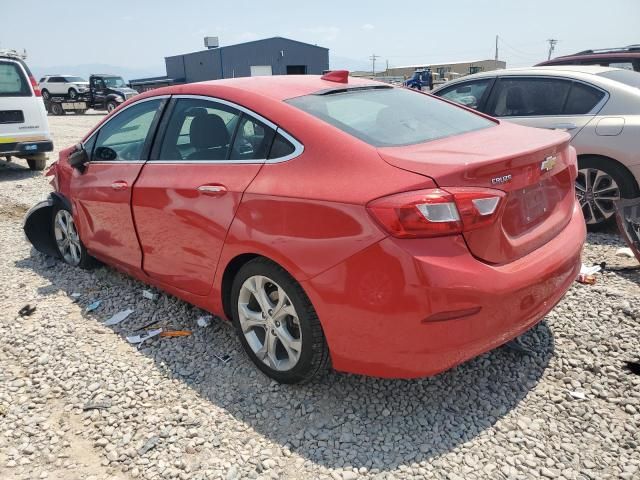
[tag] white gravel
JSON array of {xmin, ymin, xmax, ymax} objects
[{"xmin": 1, "ymin": 113, "xmax": 639, "ymax": 480}]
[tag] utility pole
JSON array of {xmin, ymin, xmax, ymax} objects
[
  {"xmin": 495, "ymin": 35, "xmax": 499, "ymax": 61},
  {"xmin": 385, "ymin": 59, "xmax": 389, "ymax": 73},
  {"xmin": 547, "ymin": 39, "xmax": 558, "ymax": 60},
  {"xmin": 369, "ymin": 53, "xmax": 380, "ymax": 77}
]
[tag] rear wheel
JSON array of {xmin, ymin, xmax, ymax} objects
[
  {"xmin": 576, "ymin": 156, "xmax": 638, "ymax": 230},
  {"xmin": 50, "ymin": 103, "xmax": 65, "ymax": 116},
  {"xmin": 231, "ymin": 258, "xmax": 330, "ymax": 384},
  {"xmin": 41, "ymin": 89, "xmax": 50, "ymax": 100},
  {"xmin": 26, "ymin": 155, "xmax": 47, "ymax": 171},
  {"xmin": 52, "ymin": 205, "xmax": 96, "ymax": 268}
]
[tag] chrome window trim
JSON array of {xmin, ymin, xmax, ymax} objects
[
  {"xmin": 148, "ymin": 94, "xmax": 304, "ymax": 165},
  {"xmin": 490, "ymin": 75, "xmax": 610, "ymax": 118}
]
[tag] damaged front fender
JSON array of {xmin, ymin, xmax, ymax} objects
[{"xmin": 23, "ymin": 193, "xmax": 68, "ymax": 258}]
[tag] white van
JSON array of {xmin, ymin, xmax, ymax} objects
[{"xmin": 0, "ymin": 51, "xmax": 53, "ymax": 170}]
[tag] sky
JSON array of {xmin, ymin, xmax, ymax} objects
[{"xmin": 3, "ymin": 0, "xmax": 639, "ymax": 79}]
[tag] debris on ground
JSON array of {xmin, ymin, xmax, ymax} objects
[
  {"xmin": 82, "ymin": 400, "xmax": 112, "ymax": 411},
  {"xmin": 624, "ymin": 361, "xmax": 640, "ymax": 376},
  {"xmin": 576, "ymin": 264, "xmax": 600, "ymax": 285},
  {"xmin": 159, "ymin": 330, "xmax": 192, "ymax": 337},
  {"xmin": 104, "ymin": 308, "xmax": 134, "ymax": 326},
  {"xmin": 196, "ymin": 315, "xmax": 213, "ymax": 328},
  {"xmin": 126, "ymin": 328, "xmax": 163, "ymax": 347},
  {"xmin": 138, "ymin": 436, "xmax": 160, "ymax": 456},
  {"xmin": 214, "ymin": 353, "xmax": 232, "ymax": 365},
  {"xmin": 86, "ymin": 300, "xmax": 102, "ymax": 312},
  {"xmin": 616, "ymin": 247, "xmax": 635, "ymax": 258},
  {"xmin": 18, "ymin": 304, "xmax": 36, "ymax": 317},
  {"xmin": 569, "ymin": 390, "xmax": 587, "ymax": 400},
  {"xmin": 142, "ymin": 289, "xmax": 158, "ymax": 300},
  {"xmin": 70, "ymin": 292, "xmax": 82, "ymax": 302}
]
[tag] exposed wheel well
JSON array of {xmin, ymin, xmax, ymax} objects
[
  {"xmin": 221, "ymin": 253, "xmax": 261, "ymax": 320},
  {"xmin": 577, "ymin": 154, "xmax": 640, "ymax": 196}
]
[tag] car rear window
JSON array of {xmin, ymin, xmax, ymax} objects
[
  {"xmin": 286, "ymin": 87, "xmax": 495, "ymax": 147},
  {"xmin": 597, "ymin": 69, "xmax": 640, "ymax": 89},
  {"xmin": 0, "ymin": 60, "xmax": 30, "ymax": 97}
]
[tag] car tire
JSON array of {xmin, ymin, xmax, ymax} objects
[
  {"xmin": 41, "ymin": 89, "xmax": 50, "ymax": 100},
  {"xmin": 106, "ymin": 101, "xmax": 118, "ymax": 113},
  {"xmin": 27, "ymin": 155, "xmax": 47, "ymax": 171},
  {"xmin": 576, "ymin": 156, "xmax": 639, "ymax": 231},
  {"xmin": 50, "ymin": 103, "xmax": 65, "ymax": 116},
  {"xmin": 231, "ymin": 258, "xmax": 330, "ymax": 384},
  {"xmin": 51, "ymin": 204, "xmax": 97, "ymax": 269},
  {"xmin": 68, "ymin": 88, "xmax": 78, "ymax": 99}
]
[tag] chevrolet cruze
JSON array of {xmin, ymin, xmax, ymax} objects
[{"xmin": 24, "ymin": 71, "xmax": 585, "ymax": 383}]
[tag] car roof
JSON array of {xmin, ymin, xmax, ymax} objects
[{"xmin": 143, "ymin": 75, "xmax": 385, "ymax": 102}]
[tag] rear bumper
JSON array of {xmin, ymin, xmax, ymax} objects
[
  {"xmin": 303, "ymin": 201, "xmax": 585, "ymax": 378},
  {"xmin": 0, "ymin": 140, "xmax": 53, "ymax": 156}
]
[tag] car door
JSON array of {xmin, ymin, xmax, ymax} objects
[
  {"xmin": 434, "ymin": 78, "xmax": 495, "ymax": 111},
  {"xmin": 484, "ymin": 76, "xmax": 606, "ymax": 138},
  {"xmin": 91, "ymin": 77, "xmax": 106, "ymax": 107},
  {"xmin": 131, "ymin": 96, "xmax": 279, "ymax": 295},
  {"xmin": 70, "ymin": 97, "xmax": 167, "ymax": 272}
]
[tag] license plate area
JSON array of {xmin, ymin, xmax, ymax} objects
[{"xmin": 521, "ymin": 185, "xmax": 548, "ymax": 225}]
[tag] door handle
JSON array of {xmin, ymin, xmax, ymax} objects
[
  {"xmin": 111, "ymin": 181, "xmax": 128, "ymax": 191},
  {"xmin": 197, "ymin": 184, "xmax": 227, "ymax": 196},
  {"xmin": 552, "ymin": 123, "xmax": 577, "ymax": 131}
]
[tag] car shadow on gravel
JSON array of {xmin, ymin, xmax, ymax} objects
[
  {"xmin": 0, "ymin": 160, "xmax": 42, "ymax": 181},
  {"xmin": 17, "ymin": 251, "xmax": 555, "ymax": 472}
]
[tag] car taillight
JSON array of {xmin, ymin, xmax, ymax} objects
[
  {"xmin": 366, "ymin": 187, "xmax": 506, "ymax": 238},
  {"xmin": 29, "ymin": 75, "xmax": 41, "ymax": 97}
]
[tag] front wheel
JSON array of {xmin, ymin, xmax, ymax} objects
[
  {"xmin": 231, "ymin": 258, "xmax": 330, "ymax": 384},
  {"xmin": 576, "ymin": 156, "xmax": 638, "ymax": 230},
  {"xmin": 41, "ymin": 89, "xmax": 50, "ymax": 100},
  {"xmin": 106, "ymin": 101, "xmax": 118, "ymax": 113},
  {"xmin": 52, "ymin": 205, "xmax": 96, "ymax": 268}
]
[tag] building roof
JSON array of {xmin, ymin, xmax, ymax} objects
[
  {"xmin": 390, "ymin": 59, "xmax": 503, "ymax": 69},
  {"xmin": 165, "ymin": 36, "xmax": 328, "ymax": 60}
]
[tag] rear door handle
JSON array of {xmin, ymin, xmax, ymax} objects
[
  {"xmin": 552, "ymin": 123, "xmax": 577, "ymax": 131},
  {"xmin": 111, "ymin": 181, "xmax": 128, "ymax": 191},
  {"xmin": 197, "ymin": 184, "xmax": 227, "ymax": 196}
]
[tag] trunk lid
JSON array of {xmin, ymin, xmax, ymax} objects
[{"xmin": 378, "ymin": 122, "xmax": 577, "ymax": 264}]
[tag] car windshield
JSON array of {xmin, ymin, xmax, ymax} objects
[
  {"xmin": 65, "ymin": 76, "xmax": 86, "ymax": 83},
  {"xmin": 103, "ymin": 77, "xmax": 126, "ymax": 88},
  {"xmin": 597, "ymin": 69, "xmax": 640, "ymax": 89},
  {"xmin": 286, "ymin": 87, "xmax": 495, "ymax": 147}
]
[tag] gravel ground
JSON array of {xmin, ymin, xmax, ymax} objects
[{"xmin": 1, "ymin": 113, "xmax": 639, "ymax": 480}]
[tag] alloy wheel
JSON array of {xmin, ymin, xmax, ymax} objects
[
  {"xmin": 576, "ymin": 167, "xmax": 620, "ymax": 225},
  {"xmin": 237, "ymin": 275, "xmax": 302, "ymax": 371},
  {"xmin": 54, "ymin": 210, "xmax": 82, "ymax": 266}
]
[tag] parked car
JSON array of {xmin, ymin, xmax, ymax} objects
[
  {"xmin": 24, "ymin": 72, "xmax": 585, "ymax": 383},
  {"xmin": 433, "ymin": 66, "xmax": 640, "ymax": 229},
  {"xmin": 0, "ymin": 51, "xmax": 53, "ymax": 170},
  {"xmin": 39, "ymin": 75, "xmax": 90, "ymax": 100},
  {"xmin": 537, "ymin": 45, "xmax": 640, "ymax": 72}
]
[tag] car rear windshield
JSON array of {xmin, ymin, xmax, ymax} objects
[
  {"xmin": 0, "ymin": 60, "xmax": 30, "ymax": 97},
  {"xmin": 597, "ymin": 69, "xmax": 640, "ymax": 89},
  {"xmin": 286, "ymin": 87, "xmax": 495, "ymax": 147}
]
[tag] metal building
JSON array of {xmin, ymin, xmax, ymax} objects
[{"xmin": 131, "ymin": 36, "xmax": 329, "ymax": 91}]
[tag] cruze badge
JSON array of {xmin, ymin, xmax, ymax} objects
[
  {"xmin": 491, "ymin": 174, "xmax": 512, "ymax": 185},
  {"xmin": 541, "ymin": 155, "xmax": 557, "ymax": 172}
]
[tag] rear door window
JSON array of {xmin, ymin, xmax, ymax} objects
[
  {"xmin": 0, "ymin": 61, "xmax": 30, "ymax": 97},
  {"xmin": 490, "ymin": 78, "xmax": 571, "ymax": 117},
  {"xmin": 287, "ymin": 87, "xmax": 495, "ymax": 147}
]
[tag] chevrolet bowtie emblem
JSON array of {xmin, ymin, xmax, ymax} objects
[{"xmin": 541, "ymin": 155, "xmax": 557, "ymax": 172}]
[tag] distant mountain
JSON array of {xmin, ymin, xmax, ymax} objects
[{"xmin": 30, "ymin": 63, "xmax": 164, "ymax": 82}]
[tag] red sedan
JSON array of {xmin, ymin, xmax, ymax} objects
[{"xmin": 24, "ymin": 71, "xmax": 585, "ymax": 383}]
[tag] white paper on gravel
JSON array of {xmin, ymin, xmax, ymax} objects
[
  {"xmin": 126, "ymin": 328, "xmax": 163, "ymax": 345},
  {"xmin": 104, "ymin": 308, "xmax": 134, "ymax": 326},
  {"xmin": 580, "ymin": 264, "xmax": 601, "ymax": 275}
]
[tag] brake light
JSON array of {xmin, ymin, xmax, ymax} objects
[
  {"xmin": 29, "ymin": 75, "xmax": 41, "ymax": 97},
  {"xmin": 367, "ymin": 187, "xmax": 505, "ymax": 238}
]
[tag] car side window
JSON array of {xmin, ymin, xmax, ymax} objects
[
  {"xmin": 158, "ymin": 98, "xmax": 243, "ymax": 161},
  {"xmin": 268, "ymin": 133, "xmax": 296, "ymax": 159},
  {"xmin": 436, "ymin": 79, "xmax": 492, "ymax": 110},
  {"xmin": 564, "ymin": 83, "xmax": 605, "ymax": 115},
  {"xmin": 490, "ymin": 78, "xmax": 571, "ymax": 117},
  {"xmin": 92, "ymin": 99, "xmax": 162, "ymax": 162},
  {"xmin": 230, "ymin": 115, "xmax": 276, "ymax": 160}
]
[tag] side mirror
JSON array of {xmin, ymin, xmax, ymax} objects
[
  {"xmin": 68, "ymin": 144, "xmax": 89, "ymax": 170},
  {"xmin": 94, "ymin": 146, "xmax": 117, "ymax": 161}
]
